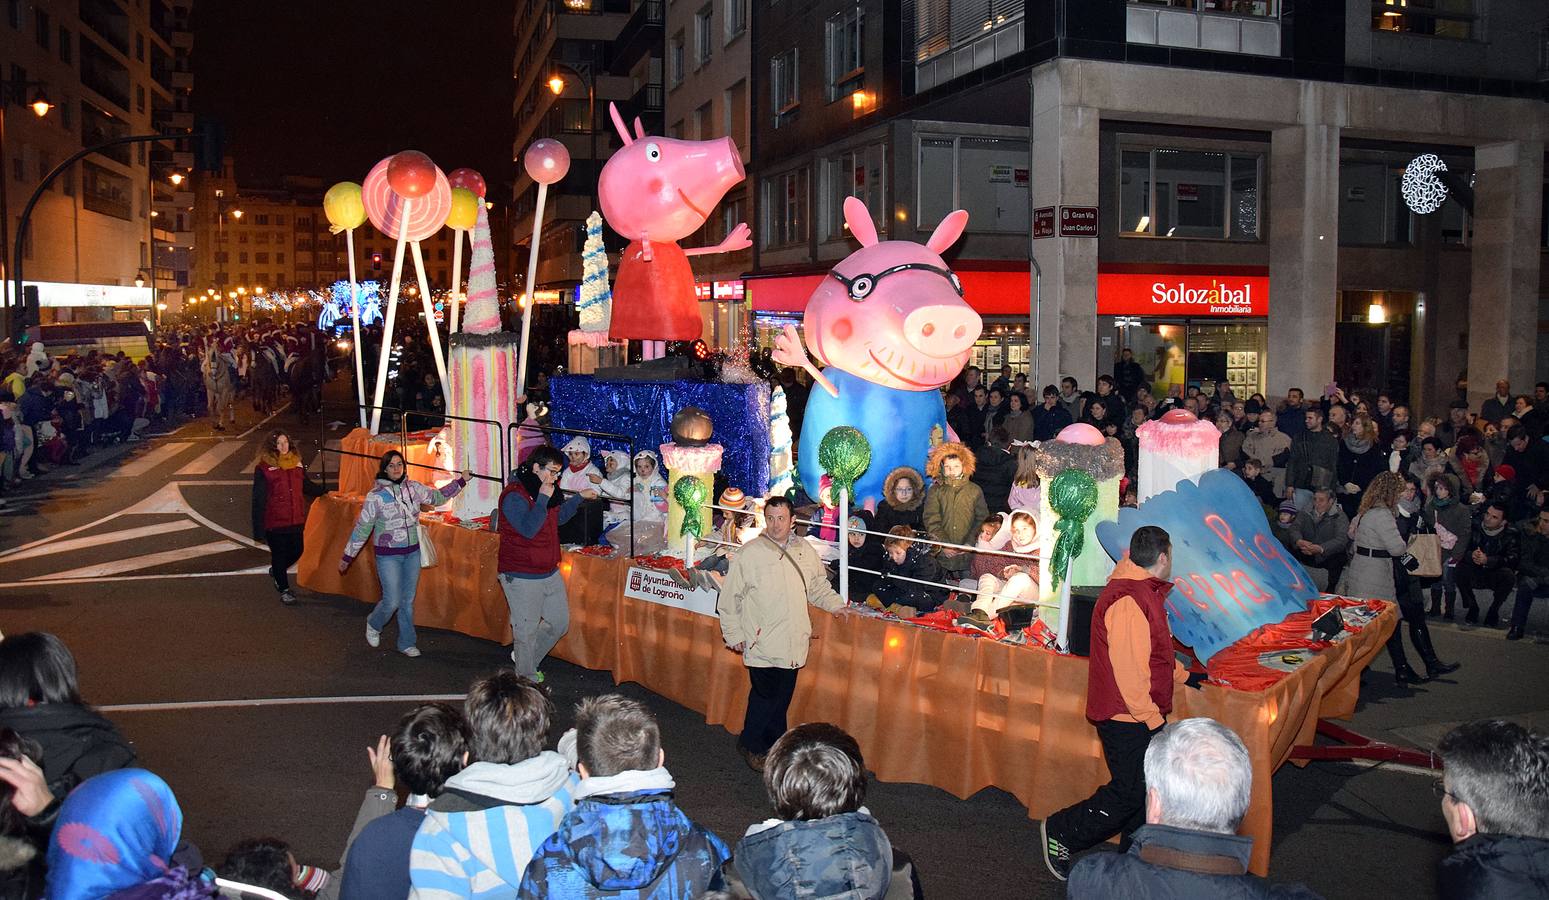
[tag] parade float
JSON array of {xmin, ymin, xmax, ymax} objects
[{"xmin": 298, "ymin": 128, "xmax": 1398, "ymax": 878}]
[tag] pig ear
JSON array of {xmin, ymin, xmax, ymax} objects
[
  {"xmin": 926, "ymin": 210, "xmax": 968, "ymax": 255},
  {"xmin": 843, "ymin": 197, "xmax": 878, "ymax": 247},
  {"xmin": 609, "ymin": 103, "xmax": 634, "ymax": 146},
  {"xmin": 634, "ymin": 118, "xmax": 646, "ymax": 141}
]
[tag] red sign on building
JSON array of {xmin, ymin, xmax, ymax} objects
[
  {"xmin": 1097, "ymin": 269, "xmax": 1269, "ymax": 317},
  {"xmin": 1059, "ymin": 206, "xmax": 1099, "ymax": 237},
  {"xmin": 1033, "ymin": 207, "xmax": 1055, "ymax": 239}
]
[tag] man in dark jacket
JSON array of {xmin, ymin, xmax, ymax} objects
[
  {"xmin": 971, "ymin": 428, "xmax": 1016, "ymax": 514},
  {"xmin": 1068, "ymin": 718, "xmax": 1321, "ymax": 899},
  {"xmin": 1290, "ymin": 489, "xmax": 1350, "ymax": 593},
  {"xmin": 1502, "ymin": 425, "xmax": 1549, "ymax": 506},
  {"xmin": 1457, "ymin": 502, "xmax": 1520, "ymax": 627},
  {"xmin": 1435, "ymin": 719, "xmax": 1549, "ymax": 900},
  {"xmin": 1508, "ymin": 508, "xmax": 1549, "ymax": 641},
  {"xmin": 1284, "ymin": 408, "xmax": 1339, "ymax": 512},
  {"xmin": 1033, "ymin": 385, "xmax": 1074, "ymax": 442},
  {"xmin": 1276, "ymin": 388, "xmax": 1307, "ymax": 438},
  {"xmin": 1041, "ymin": 527, "xmax": 1201, "ymax": 882},
  {"xmin": 1114, "ymin": 349, "xmax": 1145, "ymax": 402}
]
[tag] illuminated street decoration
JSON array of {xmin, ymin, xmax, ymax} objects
[{"xmin": 1401, "ymin": 153, "xmax": 1449, "ymax": 215}]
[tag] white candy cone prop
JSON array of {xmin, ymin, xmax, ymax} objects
[{"xmin": 1137, "ymin": 409, "xmax": 1220, "ymax": 503}]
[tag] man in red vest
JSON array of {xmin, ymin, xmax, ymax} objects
[{"xmin": 1041, "ymin": 525, "xmax": 1201, "ymax": 881}]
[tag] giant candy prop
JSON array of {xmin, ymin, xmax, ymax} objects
[
  {"xmin": 1137, "ymin": 409, "xmax": 1220, "ymax": 503},
  {"xmin": 597, "ymin": 104, "xmax": 750, "ymax": 349},
  {"xmin": 1034, "ymin": 423, "xmax": 1124, "ymax": 635},
  {"xmin": 767, "ymin": 385, "xmax": 794, "ymax": 497},
  {"xmin": 324, "ymin": 180, "xmax": 369, "ymax": 427},
  {"xmin": 777, "ymin": 197, "xmax": 982, "ymax": 507},
  {"xmin": 447, "ymin": 203, "xmax": 518, "ymax": 519},
  {"xmin": 1097, "ymin": 468, "xmax": 1318, "ymax": 662},
  {"xmin": 661, "ymin": 407, "xmax": 724, "ymax": 559},
  {"xmin": 515, "ymin": 139, "xmax": 571, "ymax": 397},
  {"xmin": 361, "ymin": 150, "xmax": 454, "ymax": 434},
  {"xmin": 445, "ymin": 168, "xmax": 486, "ymax": 334}
]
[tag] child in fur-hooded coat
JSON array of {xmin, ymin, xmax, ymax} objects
[{"xmin": 922, "ymin": 442, "xmax": 988, "ymax": 577}]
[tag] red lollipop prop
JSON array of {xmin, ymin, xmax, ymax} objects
[
  {"xmin": 386, "ymin": 150, "xmax": 438, "ymax": 198},
  {"xmin": 363, "ymin": 155, "xmax": 451, "ymax": 242},
  {"xmin": 448, "ymin": 168, "xmax": 487, "ymax": 198}
]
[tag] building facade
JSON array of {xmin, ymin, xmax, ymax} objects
[
  {"xmin": 1, "ymin": 0, "xmax": 196, "ymax": 332},
  {"xmin": 748, "ymin": 0, "xmax": 1549, "ymax": 415}
]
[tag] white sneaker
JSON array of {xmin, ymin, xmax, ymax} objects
[
  {"xmin": 365, "ymin": 625, "xmax": 381, "ymax": 648},
  {"xmin": 400, "ymin": 646, "xmax": 421, "ymax": 658}
]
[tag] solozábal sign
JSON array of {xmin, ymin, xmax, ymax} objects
[{"xmin": 1097, "ymin": 271, "xmax": 1268, "ymax": 317}]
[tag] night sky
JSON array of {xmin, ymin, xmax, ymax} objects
[{"xmin": 191, "ymin": 2, "xmax": 514, "ymax": 192}]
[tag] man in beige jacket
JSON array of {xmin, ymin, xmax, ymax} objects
[{"xmin": 719, "ymin": 495, "xmax": 849, "ymax": 771}]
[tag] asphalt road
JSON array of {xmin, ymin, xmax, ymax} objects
[{"xmin": 2, "ymin": 386, "xmax": 1546, "ymax": 899}]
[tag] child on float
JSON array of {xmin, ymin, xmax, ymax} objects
[
  {"xmin": 630, "ymin": 450, "xmax": 669, "ymax": 555},
  {"xmin": 969, "ymin": 509, "xmax": 1040, "ymax": 620},
  {"xmin": 873, "ymin": 466, "xmax": 925, "ymax": 536},
  {"xmin": 868, "ymin": 525, "xmax": 947, "ymax": 618},
  {"xmin": 597, "ymin": 450, "xmax": 634, "ymax": 550},
  {"xmin": 557, "ymin": 436, "xmax": 606, "ymax": 545},
  {"xmin": 678, "ymin": 487, "xmax": 763, "ymax": 589},
  {"xmin": 839, "ymin": 509, "xmax": 885, "ymax": 603}
]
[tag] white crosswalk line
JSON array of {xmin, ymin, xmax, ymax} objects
[
  {"xmin": 0, "ymin": 521, "xmax": 200, "ymax": 563},
  {"xmin": 29, "ymin": 540, "xmax": 245, "ymax": 581},
  {"xmin": 176, "ymin": 440, "xmax": 252, "ymax": 475},
  {"xmin": 111, "ymin": 442, "xmax": 196, "ymax": 478}
]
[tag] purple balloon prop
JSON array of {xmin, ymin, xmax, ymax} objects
[{"xmin": 524, "ymin": 139, "xmax": 571, "ymax": 186}]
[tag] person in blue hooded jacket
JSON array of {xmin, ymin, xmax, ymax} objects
[{"xmin": 518, "ymin": 695, "xmax": 728, "ymax": 899}]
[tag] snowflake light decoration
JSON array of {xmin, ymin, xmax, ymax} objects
[{"xmin": 1401, "ymin": 154, "xmax": 1449, "ymax": 215}]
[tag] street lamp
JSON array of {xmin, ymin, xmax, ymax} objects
[
  {"xmin": 0, "ymin": 78, "xmax": 55, "ymax": 341},
  {"xmin": 168, "ymin": 172, "xmax": 184, "ymax": 186},
  {"xmin": 547, "ymin": 62, "xmax": 596, "ymax": 211}
]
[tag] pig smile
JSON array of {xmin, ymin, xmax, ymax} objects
[
  {"xmin": 676, "ymin": 189, "xmax": 708, "ymax": 221},
  {"xmin": 867, "ymin": 347, "xmax": 967, "ymax": 388}
]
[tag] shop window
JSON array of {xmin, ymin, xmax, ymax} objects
[
  {"xmin": 1371, "ymin": 0, "xmax": 1474, "ymax": 40},
  {"xmin": 918, "ymin": 134, "xmax": 1028, "ymax": 233},
  {"xmin": 761, "ymin": 166, "xmax": 810, "ymax": 249},
  {"xmin": 1121, "ymin": 145, "xmax": 1262, "ymax": 241},
  {"xmin": 1129, "ymin": 0, "xmax": 1277, "ymax": 15},
  {"xmin": 821, "ymin": 143, "xmax": 886, "ymax": 242}
]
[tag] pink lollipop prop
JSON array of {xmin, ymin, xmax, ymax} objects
[
  {"xmin": 448, "ymin": 167, "xmax": 487, "ymax": 198},
  {"xmin": 516, "ymin": 140, "xmax": 575, "ymax": 396},
  {"xmin": 363, "ymin": 155, "xmax": 452, "ymax": 243}
]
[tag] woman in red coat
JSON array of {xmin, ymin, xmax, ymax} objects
[{"xmin": 252, "ymin": 429, "xmax": 325, "ymax": 604}]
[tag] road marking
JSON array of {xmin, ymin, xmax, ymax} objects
[
  {"xmin": 235, "ymin": 403, "xmax": 291, "ymax": 440},
  {"xmin": 0, "ymin": 521, "xmax": 201, "ymax": 562},
  {"xmin": 101, "ymin": 693, "xmax": 467, "ymax": 713},
  {"xmin": 111, "ymin": 442, "xmax": 195, "ymax": 478},
  {"xmin": 0, "ymin": 566, "xmax": 273, "ymax": 589},
  {"xmin": 176, "ymin": 440, "xmax": 252, "ymax": 475},
  {"xmin": 30, "ymin": 540, "xmax": 245, "ymax": 581}
]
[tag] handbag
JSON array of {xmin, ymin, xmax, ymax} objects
[
  {"xmin": 418, "ymin": 526, "xmax": 439, "ymax": 568},
  {"xmin": 1406, "ymin": 532, "xmax": 1442, "ymax": 579}
]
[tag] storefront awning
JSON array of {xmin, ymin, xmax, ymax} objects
[{"xmin": 747, "ymin": 265, "xmax": 1033, "ymax": 316}]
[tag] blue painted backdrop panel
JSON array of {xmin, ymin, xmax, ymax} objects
[
  {"xmin": 1095, "ymin": 468, "xmax": 1318, "ymax": 662},
  {"xmin": 549, "ymin": 375, "xmax": 771, "ymax": 495}
]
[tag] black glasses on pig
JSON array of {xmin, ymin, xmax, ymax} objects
[{"xmin": 829, "ymin": 263, "xmax": 964, "ymax": 302}]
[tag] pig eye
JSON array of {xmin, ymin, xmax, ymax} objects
[
  {"xmin": 645, "ymin": 142, "xmax": 662, "ymax": 163},
  {"xmin": 847, "ymin": 276, "xmax": 875, "ymax": 300}
]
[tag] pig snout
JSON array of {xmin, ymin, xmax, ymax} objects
[{"xmin": 903, "ymin": 304, "xmax": 980, "ymax": 357}]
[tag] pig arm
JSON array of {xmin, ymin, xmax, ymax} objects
[
  {"xmin": 771, "ymin": 324, "xmax": 838, "ymax": 398},
  {"xmin": 685, "ymin": 222, "xmax": 752, "ymax": 257}
]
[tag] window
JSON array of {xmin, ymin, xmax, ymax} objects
[
  {"xmin": 256, "ymin": 231, "xmax": 271, "ymax": 245},
  {"xmin": 694, "ymin": 101, "xmax": 712, "ymax": 139},
  {"xmin": 82, "ymin": 160, "xmax": 132, "ymax": 219},
  {"xmin": 724, "ymin": 0, "xmax": 746, "ymax": 40},
  {"xmin": 1371, "ymin": 0, "xmax": 1473, "ymax": 40},
  {"xmin": 1120, "ymin": 144, "xmax": 1262, "ymax": 241},
  {"xmin": 1129, "ymin": 0, "xmax": 1276, "ymax": 15},
  {"xmin": 255, "ymin": 252, "xmax": 269, "ymax": 264},
  {"xmin": 34, "ymin": 8, "xmax": 49, "ymax": 47},
  {"xmin": 214, "ymin": 251, "xmax": 228, "ymax": 263},
  {"xmin": 275, "ymin": 214, "xmax": 286, "ymax": 225},
  {"xmin": 761, "ymin": 167, "xmax": 810, "ymax": 249},
  {"xmin": 918, "ymin": 135, "xmax": 1029, "ymax": 233},
  {"xmin": 59, "ymin": 100, "xmax": 72, "ymax": 129},
  {"xmin": 239, "ymin": 252, "xmax": 249, "ymax": 264},
  {"xmin": 725, "ymin": 79, "xmax": 748, "ymax": 149},
  {"xmin": 135, "ymin": 84, "xmax": 145, "ymax": 112},
  {"xmin": 669, "ymin": 31, "xmax": 685, "ymax": 86},
  {"xmin": 825, "ymin": 8, "xmax": 863, "ymax": 102},
  {"xmin": 238, "ymin": 233, "xmax": 248, "ymax": 244},
  {"xmin": 135, "ymin": 31, "xmax": 144, "ymax": 61},
  {"xmin": 695, "ymin": 6, "xmax": 713, "ymax": 67},
  {"xmin": 437, "ymin": 247, "xmax": 447, "ymax": 261},
  {"xmin": 255, "ymin": 213, "xmax": 269, "ymax": 225},
  {"xmin": 6, "ymin": 0, "xmax": 19, "ymax": 29},
  {"xmin": 822, "ymin": 144, "xmax": 886, "ymax": 241},
  {"xmin": 276, "ymin": 252, "xmax": 285, "ymax": 264},
  {"xmin": 59, "ymin": 26, "xmax": 70, "ymax": 62},
  {"xmin": 770, "ymin": 49, "xmax": 798, "ymax": 127}
]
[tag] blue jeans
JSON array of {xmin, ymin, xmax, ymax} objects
[{"xmin": 371, "ymin": 550, "xmax": 421, "ymax": 651}]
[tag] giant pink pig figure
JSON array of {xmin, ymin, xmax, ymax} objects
[
  {"xmin": 775, "ymin": 197, "xmax": 982, "ymax": 506},
  {"xmin": 598, "ymin": 104, "xmax": 749, "ymax": 342}
]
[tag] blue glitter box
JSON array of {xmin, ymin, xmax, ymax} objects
[{"xmin": 549, "ymin": 375, "xmax": 772, "ymax": 495}]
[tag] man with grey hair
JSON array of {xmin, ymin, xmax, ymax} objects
[
  {"xmin": 1068, "ymin": 718, "xmax": 1320, "ymax": 898},
  {"xmin": 1435, "ymin": 719, "xmax": 1549, "ymax": 898}
]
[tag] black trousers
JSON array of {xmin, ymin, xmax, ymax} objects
[
  {"xmin": 740, "ymin": 665, "xmax": 800, "ymax": 755},
  {"xmin": 1046, "ymin": 719, "xmax": 1156, "ymax": 852},
  {"xmin": 1458, "ymin": 564, "xmax": 1515, "ymax": 612},
  {"xmin": 266, "ymin": 528, "xmax": 305, "ymax": 592}
]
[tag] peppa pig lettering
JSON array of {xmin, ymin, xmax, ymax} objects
[
  {"xmin": 774, "ymin": 197, "xmax": 982, "ymax": 506},
  {"xmin": 597, "ymin": 103, "xmax": 750, "ymax": 342}
]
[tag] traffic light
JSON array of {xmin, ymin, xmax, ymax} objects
[{"xmin": 371, "ymin": 252, "xmax": 383, "ymax": 272}]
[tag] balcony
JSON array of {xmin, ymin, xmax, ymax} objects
[
  {"xmin": 172, "ymin": 70, "xmax": 194, "ymax": 90},
  {"xmin": 617, "ymin": 81, "xmax": 664, "ymax": 128},
  {"xmin": 610, "ymin": 1, "xmax": 664, "ymax": 74},
  {"xmin": 557, "ymin": 0, "xmax": 630, "ymax": 14}
]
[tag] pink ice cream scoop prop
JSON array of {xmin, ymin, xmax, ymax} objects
[
  {"xmin": 597, "ymin": 103, "xmax": 749, "ymax": 347},
  {"xmin": 779, "ymin": 197, "xmax": 982, "ymax": 505}
]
